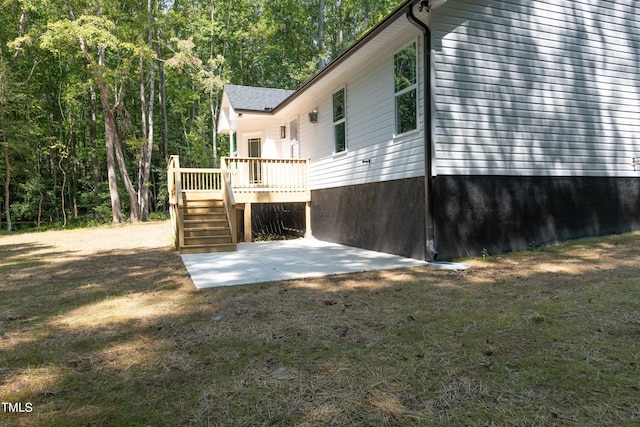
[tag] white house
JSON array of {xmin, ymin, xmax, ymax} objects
[{"xmin": 218, "ymin": 0, "xmax": 640, "ymax": 260}]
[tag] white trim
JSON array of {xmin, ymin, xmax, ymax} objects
[
  {"xmin": 332, "ymin": 149, "xmax": 349, "ymax": 159},
  {"xmin": 332, "ymin": 86, "xmax": 347, "ymax": 154},
  {"xmin": 245, "ymin": 133, "xmax": 264, "ymax": 158}
]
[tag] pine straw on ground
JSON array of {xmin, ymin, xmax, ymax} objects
[{"xmin": 1, "ymin": 222, "xmax": 639, "ymax": 426}]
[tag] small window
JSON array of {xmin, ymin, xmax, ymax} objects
[
  {"xmin": 394, "ymin": 41, "xmax": 417, "ymax": 135},
  {"xmin": 333, "ymin": 88, "xmax": 346, "ymax": 153}
]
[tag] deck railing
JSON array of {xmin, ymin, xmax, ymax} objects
[
  {"xmin": 174, "ymin": 159, "xmax": 308, "ymax": 193},
  {"xmin": 168, "ymin": 155, "xmax": 310, "ymax": 248},
  {"xmin": 179, "ymin": 168, "xmax": 223, "ymax": 192},
  {"xmin": 222, "ymin": 157, "xmax": 308, "ymax": 192}
]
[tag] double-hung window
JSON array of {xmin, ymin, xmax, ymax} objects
[
  {"xmin": 333, "ymin": 88, "xmax": 346, "ymax": 153},
  {"xmin": 394, "ymin": 41, "xmax": 417, "ymax": 135}
]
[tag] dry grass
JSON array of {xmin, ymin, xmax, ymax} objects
[{"xmin": 1, "ymin": 221, "xmax": 639, "ymax": 426}]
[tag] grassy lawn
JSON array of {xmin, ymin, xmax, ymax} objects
[{"xmin": 1, "ymin": 221, "xmax": 639, "ymax": 426}]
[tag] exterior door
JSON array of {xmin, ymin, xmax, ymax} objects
[{"xmin": 248, "ymin": 137, "xmax": 261, "ymax": 184}]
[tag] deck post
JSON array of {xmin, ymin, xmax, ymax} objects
[
  {"xmin": 244, "ymin": 202, "xmax": 252, "ymax": 242},
  {"xmin": 305, "ymin": 201, "xmax": 312, "ymax": 238}
]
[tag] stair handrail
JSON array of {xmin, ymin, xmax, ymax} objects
[
  {"xmin": 167, "ymin": 155, "xmax": 185, "ymax": 249},
  {"xmin": 222, "ymin": 161, "xmax": 237, "ymax": 244}
]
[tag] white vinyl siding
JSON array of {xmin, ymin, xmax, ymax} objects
[
  {"xmin": 432, "ymin": 0, "xmax": 640, "ymax": 177},
  {"xmin": 278, "ymin": 18, "xmax": 425, "ymax": 190},
  {"xmin": 235, "ymin": 116, "xmax": 286, "ymax": 158}
]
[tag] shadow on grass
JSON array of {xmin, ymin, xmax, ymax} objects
[
  {"xmin": 0, "ymin": 241, "xmax": 199, "ymax": 425},
  {"xmin": 1, "ymin": 232, "xmax": 640, "ymax": 426}
]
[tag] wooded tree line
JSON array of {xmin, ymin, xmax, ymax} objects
[{"xmin": 0, "ymin": 0, "xmax": 399, "ymax": 230}]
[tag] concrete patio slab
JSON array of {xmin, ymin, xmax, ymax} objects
[{"xmin": 181, "ymin": 238, "xmax": 428, "ymax": 289}]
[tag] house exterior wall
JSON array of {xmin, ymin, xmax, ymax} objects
[
  {"xmin": 234, "ymin": 116, "xmax": 286, "ymax": 158},
  {"xmin": 431, "ymin": 0, "xmax": 640, "ymax": 177},
  {"xmin": 223, "ymin": 0, "xmax": 640, "ymax": 261},
  {"xmin": 429, "ymin": 0, "xmax": 640, "ymax": 259},
  {"xmin": 277, "ymin": 18, "xmax": 426, "ymax": 191},
  {"xmin": 433, "ymin": 175, "xmax": 640, "ymax": 258},
  {"xmin": 311, "ymin": 177, "xmax": 426, "ymax": 260},
  {"xmin": 274, "ymin": 16, "xmax": 429, "ymax": 259}
]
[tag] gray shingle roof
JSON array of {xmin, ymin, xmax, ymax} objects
[{"xmin": 225, "ymin": 84, "xmax": 295, "ymax": 112}]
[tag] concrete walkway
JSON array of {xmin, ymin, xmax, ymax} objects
[{"xmin": 181, "ymin": 238, "xmax": 428, "ymax": 289}]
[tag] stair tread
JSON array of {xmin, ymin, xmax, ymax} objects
[
  {"xmin": 180, "ymin": 243, "xmax": 238, "ymax": 254},
  {"xmin": 184, "ymin": 236, "xmax": 231, "ymax": 240},
  {"xmin": 183, "ymin": 213, "xmax": 225, "ymax": 215},
  {"xmin": 182, "ymin": 243, "xmax": 236, "ymax": 246},
  {"xmin": 184, "ymin": 227, "xmax": 228, "ymax": 229},
  {"xmin": 184, "ymin": 207, "xmax": 225, "ymax": 210},
  {"xmin": 179, "ymin": 198, "xmax": 235, "ymax": 253},
  {"xmin": 183, "ymin": 218, "xmax": 227, "ymax": 222},
  {"xmin": 183, "ymin": 216, "xmax": 227, "ymax": 219}
]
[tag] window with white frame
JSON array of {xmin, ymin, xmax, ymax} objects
[
  {"xmin": 333, "ymin": 88, "xmax": 346, "ymax": 153},
  {"xmin": 394, "ymin": 41, "xmax": 417, "ymax": 135}
]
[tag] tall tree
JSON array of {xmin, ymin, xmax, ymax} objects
[
  {"xmin": 41, "ymin": 5, "xmax": 152, "ymax": 223},
  {"xmin": 139, "ymin": 0, "xmax": 156, "ymax": 219},
  {"xmin": 0, "ymin": 56, "xmax": 10, "ymax": 232},
  {"xmin": 0, "ymin": 0, "xmax": 403, "ymax": 229}
]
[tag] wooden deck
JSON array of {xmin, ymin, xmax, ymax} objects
[{"xmin": 168, "ymin": 155, "xmax": 311, "ymax": 253}]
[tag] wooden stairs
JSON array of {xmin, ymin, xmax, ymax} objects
[{"xmin": 180, "ymin": 193, "xmax": 237, "ymax": 254}]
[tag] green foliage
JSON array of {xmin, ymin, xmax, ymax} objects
[
  {"xmin": 40, "ymin": 16, "xmax": 118, "ymax": 55},
  {"xmin": 1, "ymin": 0, "xmax": 401, "ymax": 227},
  {"xmin": 10, "ymin": 177, "xmax": 41, "ymax": 221}
]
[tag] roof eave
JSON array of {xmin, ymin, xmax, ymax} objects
[
  {"xmin": 233, "ymin": 108, "xmax": 275, "ymax": 115},
  {"xmin": 273, "ymin": 0, "xmax": 418, "ymax": 113}
]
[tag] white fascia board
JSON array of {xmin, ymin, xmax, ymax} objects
[
  {"xmin": 217, "ymin": 107, "xmax": 231, "ymax": 134},
  {"xmin": 217, "ymin": 91, "xmax": 233, "ymax": 134}
]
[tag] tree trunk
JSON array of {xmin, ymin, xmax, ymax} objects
[
  {"xmin": 159, "ymin": 59, "xmax": 169, "ymax": 163},
  {"xmin": 9, "ymin": 10, "xmax": 28, "ymax": 69},
  {"xmin": 36, "ymin": 139, "xmax": 43, "ymax": 230},
  {"xmin": 80, "ymin": 25, "xmax": 124, "ymax": 224},
  {"xmin": 209, "ymin": 0, "xmax": 218, "ymax": 167},
  {"xmin": 93, "ymin": 43, "xmax": 139, "ymax": 222},
  {"xmin": 138, "ymin": 57, "xmax": 147, "ymax": 213},
  {"xmin": 102, "ymin": 105, "xmax": 124, "ymax": 223},
  {"xmin": 112, "ymin": 127, "xmax": 141, "ymax": 222},
  {"xmin": 140, "ymin": 0, "xmax": 155, "ymax": 220},
  {"xmin": 71, "ymin": 131, "xmax": 78, "ymax": 219},
  {"xmin": 318, "ymin": 0, "xmax": 326, "ymax": 69},
  {"xmin": 338, "ymin": 0, "xmax": 343, "ymax": 52},
  {"xmin": 140, "ymin": 65, "xmax": 154, "ymax": 219},
  {"xmin": 58, "ymin": 156, "xmax": 67, "ymax": 227},
  {"xmin": 209, "ymin": 91, "xmax": 218, "ymax": 167},
  {"xmin": 3, "ymin": 130, "xmax": 11, "ymax": 232},
  {"xmin": 89, "ymin": 86, "xmax": 100, "ymax": 209}
]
